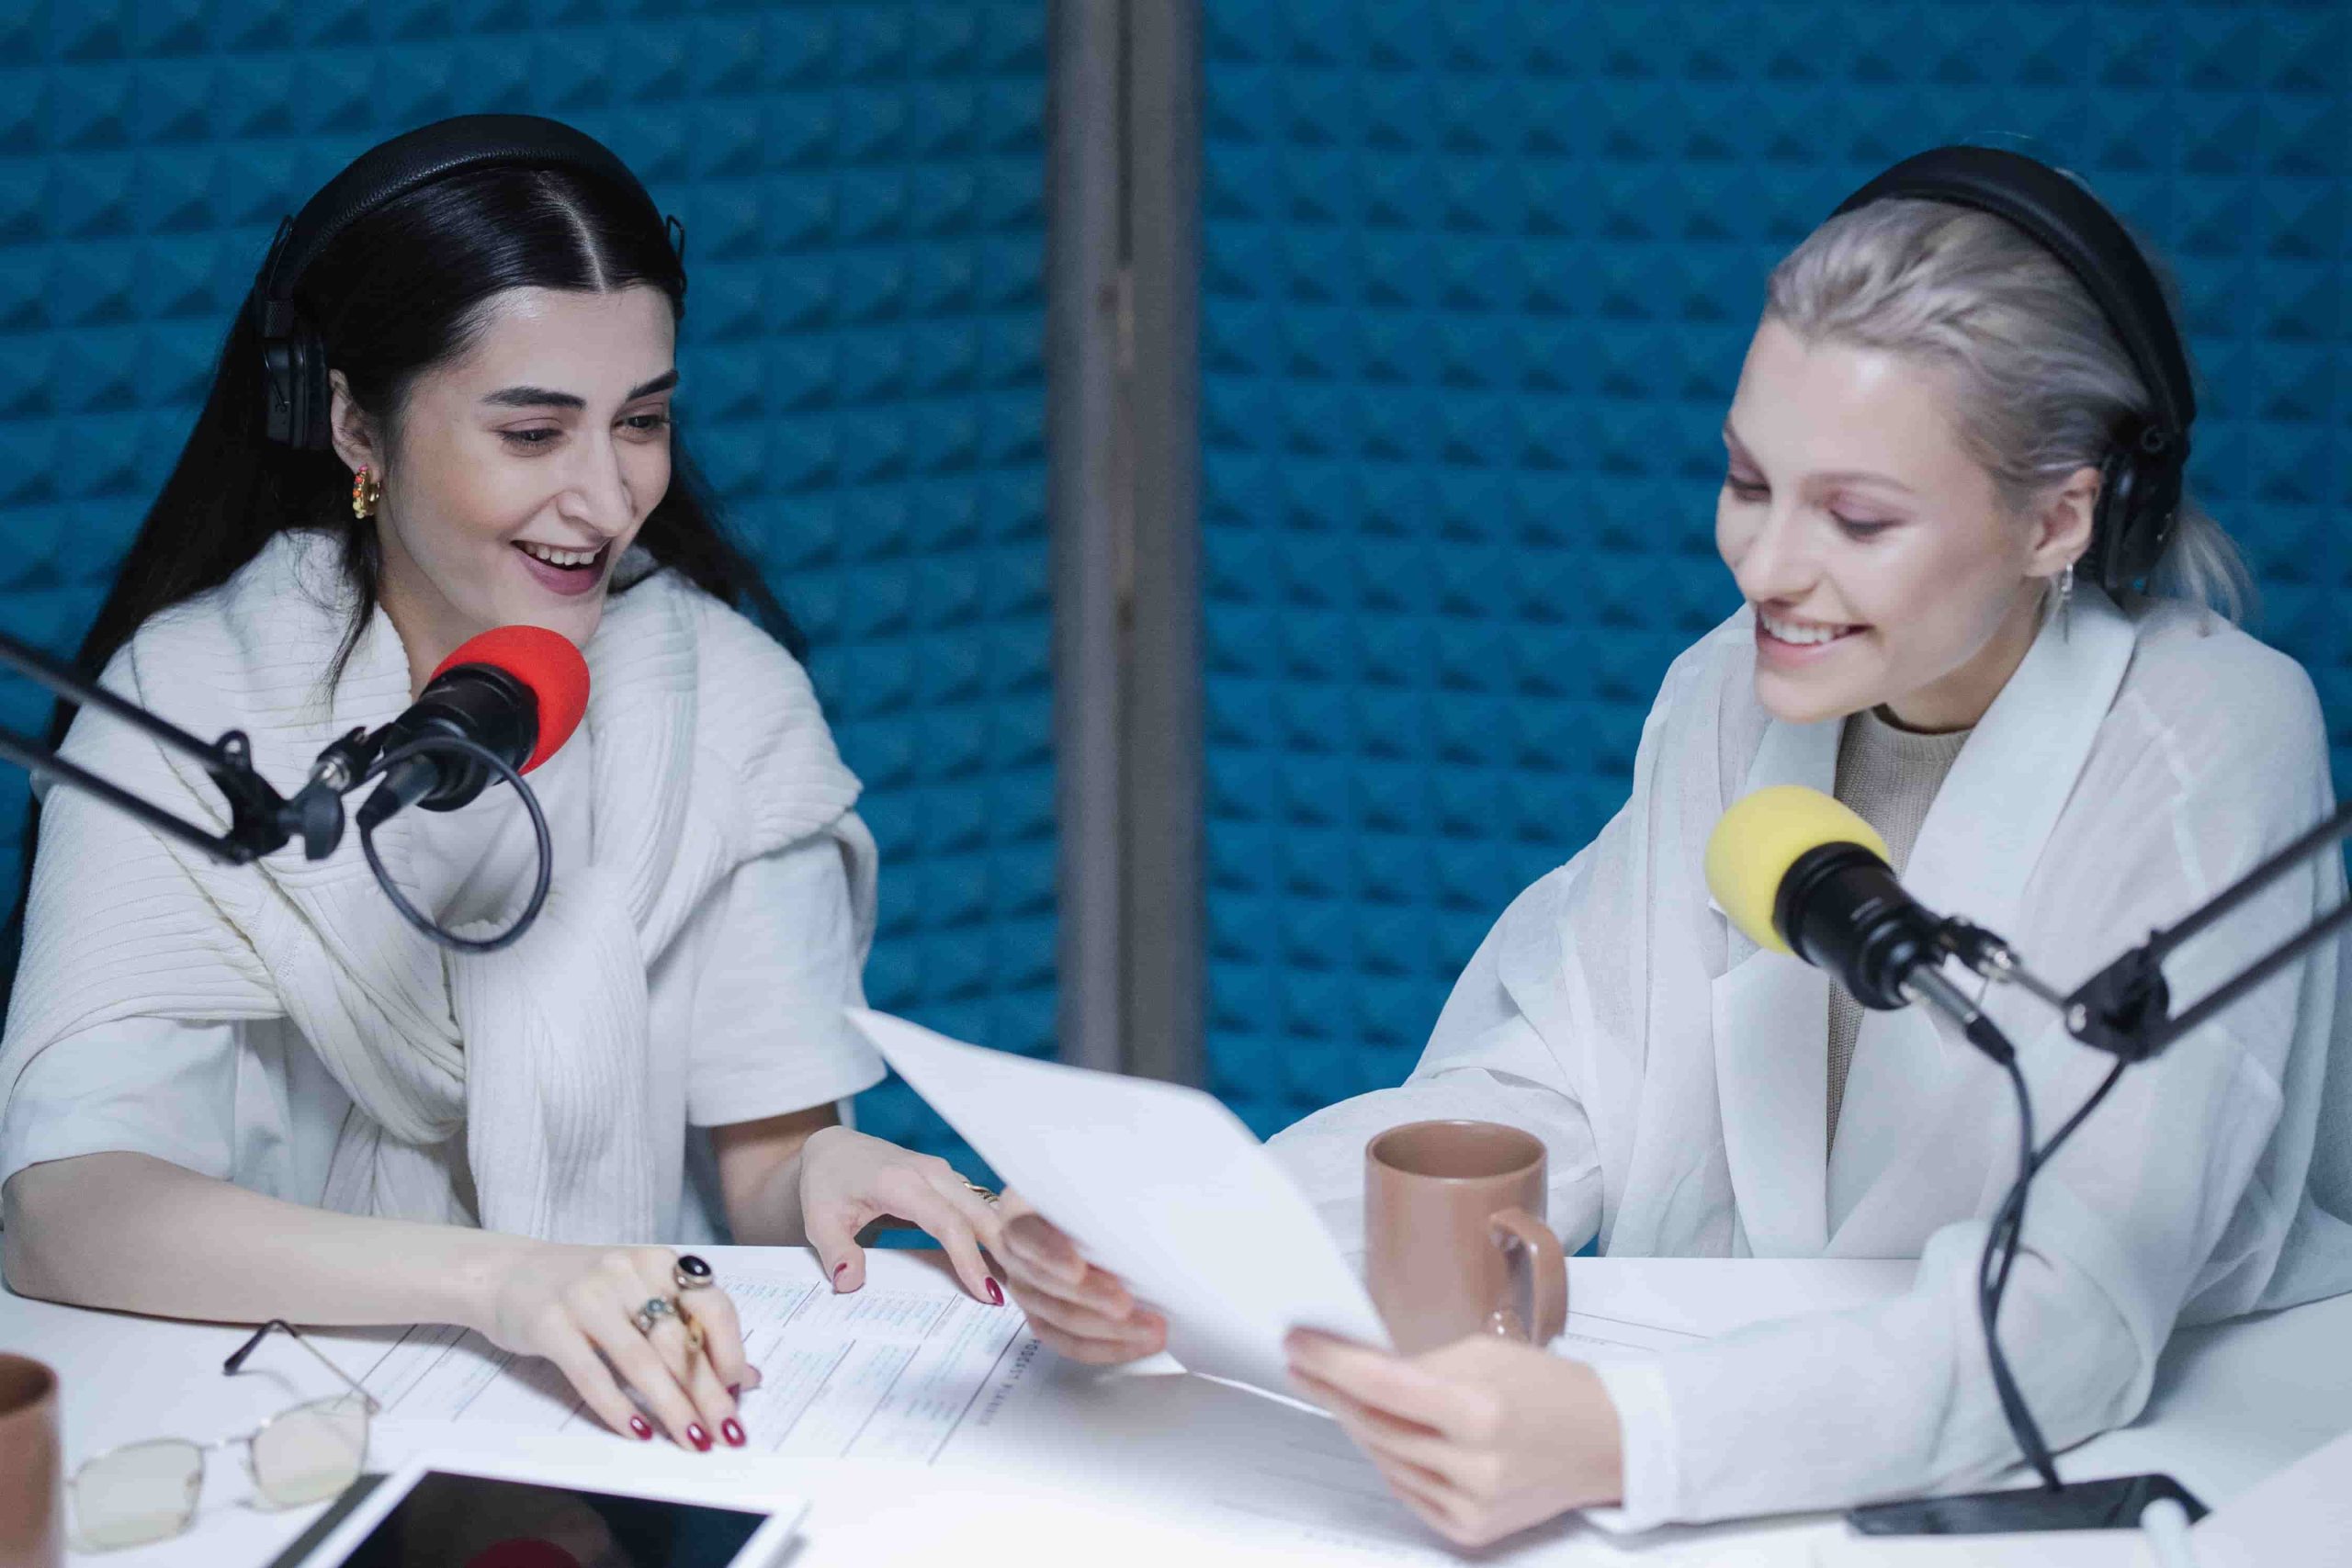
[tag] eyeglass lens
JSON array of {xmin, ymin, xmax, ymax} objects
[
  {"xmin": 72, "ymin": 1438, "xmax": 204, "ymax": 1551},
  {"xmin": 72, "ymin": 1392, "xmax": 369, "ymax": 1550},
  {"xmin": 251, "ymin": 1393, "xmax": 370, "ymax": 1507}
]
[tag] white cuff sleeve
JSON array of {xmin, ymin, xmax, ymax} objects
[{"xmin": 1579, "ymin": 1352, "xmax": 1683, "ymax": 1533}]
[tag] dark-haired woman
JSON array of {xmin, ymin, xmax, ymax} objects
[{"xmin": 0, "ymin": 118, "xmax": 1004, "ymax": 1455}]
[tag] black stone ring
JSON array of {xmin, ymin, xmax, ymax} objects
[{"xmin": 673, "ymin": 1254, "xmax": 716, "ymax": 1292}]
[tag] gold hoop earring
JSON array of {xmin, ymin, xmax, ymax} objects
[{"xmin": 351, "ymin": 467, "xmax": 380, "ymax": 520}]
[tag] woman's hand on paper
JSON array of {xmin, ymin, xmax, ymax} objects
[
  {"xmin": 482, "ymin": 1243, "xmax": 758, "ymax": 1451},
  {"xmin": 1283, "ymin": 1329, "xmax": 1624, "ymax": 1549},
  {"xmin": 795, "ymin": 1124, "xmax": 1007, "ymax": 1304},
  {"xmin": 993, "ymin": 1193, "xmax": 1169, "ymax": 1364}
]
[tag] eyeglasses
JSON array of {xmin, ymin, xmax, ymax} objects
[{"xmin": 68, "ymin": 1319, "xmax": 381, "ymax": 1552}]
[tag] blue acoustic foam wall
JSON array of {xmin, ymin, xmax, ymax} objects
[
  {"xmin": 0, "ymin": 3, "xmax": 1052, "ymax": 1190},
  {"xmin": 1199, "ymin": 0, "xmax": 2352, "ymax": 1137}
]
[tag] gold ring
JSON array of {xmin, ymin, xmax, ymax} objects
[
  {"xmin": 961, "ymin": 1179, "xmax": 999, "ymax": 1204},
  {"xmin": 674, "ymin": 1299, "xmax": 707, "ymax": 1355}
]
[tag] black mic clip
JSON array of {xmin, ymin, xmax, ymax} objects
[
  {"xmin": 2064, "ymin": 947, "xmax": 2171, "ymax": 1063},
  {"xmin": 203, "ymin": 730, "xmax": 302, "ymax": 863},
  {"xmin": 277, "ymin": 726, "xmax": 379, "ymax": 863},
  {"xmin": 1932, "ymin": 916, "xmax": 2007, "ymax": 976}
]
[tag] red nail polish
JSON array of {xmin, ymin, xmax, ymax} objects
[
  {"xmin": 985, "ymin": 1278, "xmax": 1004, "ymax": 1306},
  {"xmin": 686, "ymin": 1423, "xmax": 712, "ymax": 1452},
  {"xmin": 833, "ymin": 1260, "xmax": 849, "ymax": 1279},
  {"xmin": 728, "ymin": 1382, "xmax": 741, "ymax": 1399},
  {"xmin": 721, "ymin": 1418, "xmax": 745, "ymax": 1447},
  {"xmin": 628, "ymin": 1416, "xmax": 651, "ymax": 1440}
]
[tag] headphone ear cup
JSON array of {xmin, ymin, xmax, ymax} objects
[
  {"xmin": 2093, "ymin": 441, "xmax": 2185, "ymax": 595},
  {"xmin": 287, "ymin": 326, "xmax": 332, "ymax": 451},
  {"xmin": 2120, "ymin": 449, "xmax": 2184, "ymax": 589},
  {"xmin": 260, "ymin": 333, "xmax": 294, "ymax": 446},
  {"xmin": 2091, "ymin": 446, "xmax": 2137, "ymax": 595},
  {"xmin": 256, "ymin": 314, "xmax": 331, "ymax": 450}
]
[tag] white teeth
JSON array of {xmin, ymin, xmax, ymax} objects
[
  {"xmin": 518, "ymin": 542, "xmax": 601, "ymax": 569},
  {"xmin": 1759, "ymin": 611, "xmax": 1853, "ymax": 647}
]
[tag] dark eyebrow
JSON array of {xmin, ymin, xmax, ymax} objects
[
  {"xmin": 482, "ymin": 386, "xmax": 582, "ymax": 410},
  {"xmin": 480, "ymin": 369, "xmax": 679, "ymax": 411}
]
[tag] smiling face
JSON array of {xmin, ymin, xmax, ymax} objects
[
  {"xmin": 328, "ymin": 284, "xmax": 678, "ymax": 689},
  {"xmin": 1715, "ymin": 319, "xmax": 2096, "ymax": 732}
]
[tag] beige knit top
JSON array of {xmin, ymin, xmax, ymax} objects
[{"xmin": 1826, "ymin": 705, "xmax": 1973, "ymax": 1152}]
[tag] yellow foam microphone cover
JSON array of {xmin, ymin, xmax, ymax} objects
[{"xmin": 1704, "ymin": 784, "xmax": 1893, "ymax": 955}]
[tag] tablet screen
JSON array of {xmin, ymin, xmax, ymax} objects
[{"xmin": 334, "ymin": 1471, "xmax": 768, "ymax": 1568}]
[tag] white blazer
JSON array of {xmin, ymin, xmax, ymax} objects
[{"xmin": 1268, "ymin": 585, "xmax": 2352, "ymax": 1527}]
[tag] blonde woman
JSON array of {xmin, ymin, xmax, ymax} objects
[{"xmin": 997, "ymin": 149, "xmax": 2352, "ymax": 1542}]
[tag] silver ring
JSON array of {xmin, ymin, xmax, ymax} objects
[
  {"xmin": 632, "ymin": 1296, "xmax": 677, "ymax": 1336},
  {"xmin": 673, "ymin": 1254, "xmax": 716, "ymax": 1292}
]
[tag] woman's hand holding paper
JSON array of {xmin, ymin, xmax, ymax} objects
[
  {"xmin": 994, "ymin": 1192, "xmax": 1169, "ymax": 1364},
  {"xmin": 792, "ymin": 1126, "xmax": 1008, "ymax": 1303},
  {"xmin": 1283, "ymin": 1328, "xmax": 1624, "ymax": 1548}
]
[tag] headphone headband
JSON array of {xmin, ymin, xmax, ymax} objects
[
  {"xmin": 252, "ymin": 115, "xmax": 677, "ymax": 450},
  {"xmin": 1831, "ymin": 146, "xmax": 2193, "ymax": 436},
  {"xmin": 1830, "ymin": 146, "xmax": 2195, "ymax": 592}
]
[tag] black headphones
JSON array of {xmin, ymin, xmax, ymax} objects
[
  {"xmin": 1831, "ymin": 146, "xmax": 2195, "ymax": 595},
  {"xmin": 251, "ymin": 114, "xmax": 681, "ymax": 453}
]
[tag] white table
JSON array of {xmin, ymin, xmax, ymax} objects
[{"xmin": 5, "ymin": 1247, "xmax": 2346, "ymax": 1567}]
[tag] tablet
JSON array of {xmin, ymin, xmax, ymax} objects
[{"xmin": 269, "ymin": 1450, "xmax": 807, "ymax": 1568}]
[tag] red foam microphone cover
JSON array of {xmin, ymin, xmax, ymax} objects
[{"xmin": 428, "ymin": 626, "xmax": 591, "ymax": 773}]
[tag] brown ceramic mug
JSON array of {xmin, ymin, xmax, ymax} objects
[
  {"xmin": 0, "ymin": 1354, "xmax": 62, "ymax": 1568},
  {"xmin": 1366, "ymin": 1120, "xmax": 1567, "ymax": 1355}
]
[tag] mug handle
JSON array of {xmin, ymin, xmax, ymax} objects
[{"xmin": 1488, "ymin": 1208, "xmax": 1567, "ymax": 1346}]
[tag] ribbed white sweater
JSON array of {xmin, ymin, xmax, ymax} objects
[{"xmin": 0, "ymin": 530, "xmax": 874, "ymax": 1243}]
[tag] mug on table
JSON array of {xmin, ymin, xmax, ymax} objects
[
  {"xmin": 0, "ymin": 1351, "xmax": 62, "ymax": 1568},
  {"xmin": 1364, "ymin": 1119, "xmax": 1568, "ymax": 1354}
]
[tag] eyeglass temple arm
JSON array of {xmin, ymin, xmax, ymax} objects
[{"xmin": 224, "ymin": 1319, "xmax": 383, "ymax": 1413}]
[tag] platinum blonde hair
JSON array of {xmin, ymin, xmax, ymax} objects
[{"xmin": 1763, "ymin": 197, "xmax": 2252, "ymax": 623}]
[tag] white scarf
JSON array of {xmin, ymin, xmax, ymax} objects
[{"xmin": 1, "ymin": 529, "xmax": 872, "ymax": 1243}]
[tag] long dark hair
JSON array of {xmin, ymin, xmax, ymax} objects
[{"xmin": 7, "ymin": 157, "xmax": 799, "ymax": 976}]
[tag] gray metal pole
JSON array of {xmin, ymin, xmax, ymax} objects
[
  {"xmin": 1120, "ymin": 0, "xmax": 1202, "ymax": 1085},
  {"xmin": 1047, "ymin": 0, "xmax": 1125, "ymax": 1072}
]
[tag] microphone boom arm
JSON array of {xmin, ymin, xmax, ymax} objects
[
  {"xmin": 1944, "ymin": 801, "xmax": 2352, "ymax": 1062},
  {"xmin": 0, "ymin": 626, "xmax": 306, "ymax": 866},
  {"xmin": 2070, "ymin": 801, "xmax": 2352, "ymax": 1060}
]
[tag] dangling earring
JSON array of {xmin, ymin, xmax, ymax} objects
[
  {"xmin": 2058, "ymin": 561, "xmax": 2075, "ymax": 642},
  {"xmin": 351, "ymin": 466, "xmax": 380, "ymax": 520}
]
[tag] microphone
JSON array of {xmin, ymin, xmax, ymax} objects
[
  {"xmin": 1704, "ymin": 784, "xmax": 2012, "ymax": 1063},
  {"xmin": 351, "ymin": 626, "xmax": 590, "ymax": 833}
]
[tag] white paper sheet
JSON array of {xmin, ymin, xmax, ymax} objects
[
  {"xmin": 347, "ymin": 1254, "xmax": 1026, "ymax": 1464},
  {"xmin": 849, "ymin": 1006, "xmax": 1392, "ymax": 1397}
]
